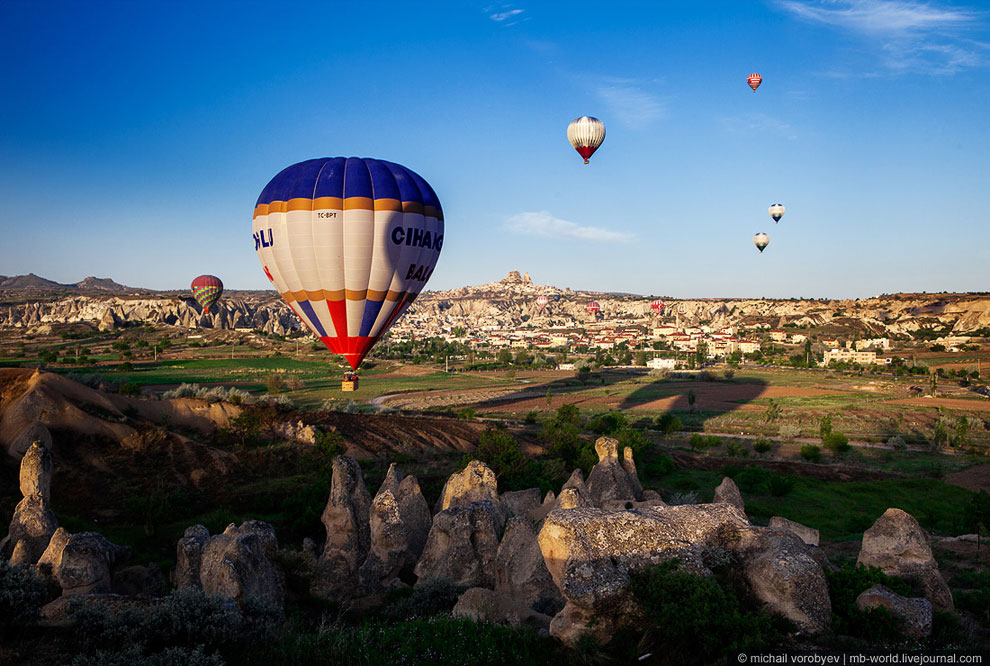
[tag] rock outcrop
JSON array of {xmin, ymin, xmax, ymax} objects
[
  {"xmin": 37, "ymin": 528, "xmax": 131, "ymax": 596},
  {"xmin": 713, "ymin": 476, "xmax": 745, "ymax": 513},
  {"xmin": 434, "ymin": 460, "xmax": 506, "ymax": 528},
  {"xmin": 502, "ymin": 488, "xmax": 541, "ymax": 519},
  {"xmin": 1, "ymin": 441, "xmax": 58, "ymax": 564},
  {"xmin": 175, "ymin": 521, "xmax": 282, "ymax": 609},
  {"xmin": 537, "ymin": 504, "xmax": 750, "ymax": 646},
  {"xmin": 585, "ymin": 437, "xmax": 642, "ymax": 506},
  {"xmin": 857, "ymin": 508, "xmax": 953, "ymax": 611},
  {"xmin": 769, "ymin": 516, "xmax": 819, "ymax": 547},
  {"xmin": 453, "ymin": 587, "xmax": 552, "ymax": 630},
  {"xmin": 359, "ymin": 463, "xmax": 432, "ymax": 591},
  {"xmin": 414, "ymin": 500, "xmax": 502, "ymax": 589},
  {"xmin": 496, "ymin": 516, "xmax": 563, "ymax": 610},
  {"xmin": 314, "ymin": 456, "xmax": 371, "ymax": 598},
  {"xmin": 856, "ymin": 584, "xmax": 933, "ymax": 640}
]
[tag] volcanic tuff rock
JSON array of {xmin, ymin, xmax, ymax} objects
[
  {"xmin": 197, "ymin": 521, "xmax": 284, "ymax": 610},
  {"xmin": 314, "ymin": 456, "xmax": 371, "ymax": 598},
  {"xmin": 585, "ymin": 437, "xmax": 642, "ymax": 507},
  {"xmin": 769, "ymin": 516, "xmax": 820, "ymax": 547},
  {"xmin": 359, "ymin": 463, "xmax": 432, "ymax": 591},
  {"xmin": 174, "ymin": 525, "xmax": 211, "ymax": 590},
  {"xmin": 434, "ymin": 459, "xmax": 507, "ymax": 529},
  {"xmin": 0, "ymin": 441, "xmax": 58, "ymax": 564},
  {"xmin": 858, "ymin": 508, "xmax": 953, "ymax": 611},
  {"xmin": 856, "ymin": 584, "xmax": 933, "ymax": 639},
  {"xmin": 414, "ymin": 500, "xmax": 503, "ymax": 589},
  {"xmin": 495, "ymin": 516, "xmax": 563, "ymax": 610},
  {"xmin": 453, "ymin": 587, "xmax": 553, "ymax": 630},
  {"xmin": 37, "ymin": 528, "xmax": 131, "ymax": 596},
  {"xmin": 713, "ymin": 476, "xmax": 746, "ymax": 514}
]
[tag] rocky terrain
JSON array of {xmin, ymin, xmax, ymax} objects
[{"xmin": 4, "ymin": 271, "xmax": 988, "ymax": 339}]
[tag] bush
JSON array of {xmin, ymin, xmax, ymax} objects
[
  {"xmin": 256, "ymin": 394, "xmax": 294, "ymax": 411},
  {"xmin": 524, "ymin": 410, "xmax": 538, "ymax": 425},
  {"xmin": 0, "ymin": 560, "xmax": 48, "ymax": 635},
  {"xmin": 800, "ymin": 444, "xmax": 822, "ymax": 462},
  {"xmin": 380, "ymin": 579, "xmax": 466, "ymax": 621},
  {"xmin": 826, "ymin": 563, "xmax": 912, "ymax": 642},
  {"xmin": 641, "ymin": 453, "xmax": 675, "ymax": 479},
  {"xmin": 655, "ymin": 412, "xmax": 682, "ymax": 437},
  {"xmin": 629, "ymin": 560, "xmax": 789, "ymax": 662},
  {"xmin": 823, "ymin": 431, "xmax": 850, "ymax": 453},
  {"xmin": 777, "ymin": 424, "xmax": 801, "ymax": 439},
  {"xmin": 753, "ymin": 437, "xmax": 773, "ymax": 455},
  {"xmin": 119, "ymin": 381, "xmax": 141, "ymax": 396},
  {"xmin": 726, "ymin": 440, "xmax": 748, "ymax": 457},
  {"xmin": 736, "ymin": 466, "xmax": 770, "ymax": 493},
  {"xmin": 887, "ymin": 435, "xmax": 907, "ymax": 451},
  {"xmin": 587, "ymin": 410, "xmax": 627, "ymax": 435},
  {"xmin": 456, "ymin": 407, "xmax": 476, "ymax": 420},
  {"xmin": 666, "ymin": 491, "xmax": 699, "ymax": 506},
  {"xmin": 767, "ymin": 474, "xmax": 796, "ymax": 497},
  {"xmin": 265, "ymin": 373, "xmax": 285, "ymax": 394},
  {"xmin": 71, "ymin": 645, "xmax": 224, "ymax": 666},
  {"xmin": 689, "ymin": 433, "xmax": 707, "ymax": 451}
]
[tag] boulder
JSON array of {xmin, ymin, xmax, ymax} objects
[
  {"xmin": 857, "ymin": 508, "xmax": 953, "ymax": 611},
  {"xmin": 37, "ymin": 529, "xmax": 131, "ymax": 596},
  {"xmin": 7, "ymin": 421, "xmax": 53, "ymax": 460},
  {"xmin": 414, "ymin": 500, "xmax": 502, "ymax": 589},
  {"xmin": 314, "ymin": 456, "xmax": 371, "ymax": 598},
  {"xmin": 713, "ymin": 476, "xmax": 745, "ymax": 513},
  {"xmin": 621, "ymin": 447, "xmax": 643, "ymax": 499},
  {"xmin": 0, "ymin": 441, "xmax": 58, "ymax": 564},
  {"xmin": 496, "ymin": 516, "xmax": 563, "ymax": 610},
  {"xmin": 434, "ymin": 460, "xmax": 505, "ymax": 528},
  {"xmin": 453, "ymin": 587, "xmax": 552, "ymax": 630},
  {"xmin": 19, "ymin": 440, "xmax": 53, "ymax": 500},
  {"xmin": 528, "ymin": 490, "xmax": 557, "ymax": 523},
  {"xmin": 734, "ymin": 526, "xmax": 832, "ymax": 635},
  {"xmin": 174, "ymin": 524, "xmax": 210, "ymax": 589},
  {"xmin": 557, "ymin": 487, "xmax": 591, "ymax": 510},
  {"xmin": 585, "ymin": 437, "xmax": 641, "ymax": 506},
  {"xmin": 359, "ymin": 463, "xmax": 432, "ymax": 591},
  {"xmin": 769, "ymin": 516, "xmax": 819, "ymax": 547},
  {"xmin": 199, "ymin": 521, "xmax": 284, "ymax": 610},
  {"xmin": 537, "ymin": 504, "xmax": 749, "ymax": 646},
  {"xmin": 856, "ymin": 584, "xmax": 933, "ymax": 640},
  {"xmin": 502, "ymin": 488, "xmax": 541, "ymax": 518}
]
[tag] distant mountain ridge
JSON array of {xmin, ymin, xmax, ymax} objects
[{"xmin": 0, "ymin": 273, "xmax": 134, "ymax": 293}]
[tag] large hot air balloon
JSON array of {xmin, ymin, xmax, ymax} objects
[
  {"xmin": 191, "ymin": 275, "xmax": 223, "ymax": 314},
  {"xmin": 769, "ymin": 203, "xmax": 785, "ymax": 223},
  {"xmin": 253, "ymin": 157, "xmax": 443, "ymax": 379},
  {"xmin": 747, "ymin": 73, "xmax": 762, "ymax": 92},
  {"xmin": 753, "ymin": 233, "xmax": 770, "ymax": 253},
  {"xmin": 536, "ymin": 295, "xmax": 549, "ymax": 312},
  {"xmin": 567, "ymin": 116, "xmax": 606, "ymax": 164},
  {"xmin": 586, "ymin": 301, "xmax": 601, "ymax": 315},
  {"xmin": 651, "ymin": 299, "xmax": 664, "ymax": 315}
]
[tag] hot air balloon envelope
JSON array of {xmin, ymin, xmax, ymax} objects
[
  {"xmin": 191, "ymin": 275, "xmax": 223, "ymax": 313},
  {"xmin": 536, "ymin": 295, "xmax": 549, "ymax": 312},
  {"xmin": 253, "ymin": 157, "xmax": 443, "ymax": 371},
  {"xmin": 753, "ymin": 233, "xmax": 770, "ymax": 253},
  {"xmin": 769, "ymin": 203, "xmax": 785, "ymax": 223},
  {"xmin": 567, "ymin": 116, "xmax": 606, "ymax": 164},
  {"xmin": 651, "ymin": 299, "xmax": 664, "ymax": 315},
  {"xmin": 747, "ymin": 73, "xmax": 762, "ymax": 92}
]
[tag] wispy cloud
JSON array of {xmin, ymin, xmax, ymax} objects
[
  {"xmin": 505, "ymin": 211, "xmax": 633, "ymax": 242},
  {"xmin": 721, "ymin": 113, "xmax": 798, "ymax": 140},
  {"xmin": 485, "ymin": 5, "xmax": 526, "ymax": 25},
  {"xmin": 777, "ymin": 0, "xmax": 988, "ymax": 74},
  {"xmin": 594, "ymin": 78, "xmax": 667, "ymax": 129}
]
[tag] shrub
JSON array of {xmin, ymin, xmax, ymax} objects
[
  {"xmin": 753, "ymin": 437, "xmax": 773, "ymax": 455},
  {"xmin": 666, "ymin": 491, "xmax": 699, "ymax": 506},
  {"xmin": 887, "ymin": 435, "xmax": 907, "ymax": 451},
  {"xmin": 823, "ymin": 431, "xmax": 850, "ymax": 453},
  {"xmin": 655, "ymin": 412, "xmax": 682, "ymax": 437},
  {"xmin": 726, "ymin": 440, "xmax": 748, "ymax": 457},
  {"xmin": 616, "ymin": 427, "xmax": 650, "ymax": 457},
  {"xmin": 265, "ymin": 373, "xmax": 285, "ymax": 394},
  {"xmin": 256, "ymin": 394, "xmax": 294, "ymax": 411},
  {"xmin": 524, "ymin": 410, "xmax": 538, "ymax": 425},
  {"xmin": 777, "ymin": 424, "xmax": 801, "ymax": 439},
  {"xmin": 380, "ymin": 579, "xmax": 466, "ymax": 621},
  {"xmin": 456, "ymin": 407, "xmax": 476, "ymax": 420},
  {"xmin": 736, "ymin": 466, "xmax": 770, "ymax": 493},
  {"xmin": 767, "ymin": 474, "xmax": 796, "ymax": 497},
  {"xmin": 71, "ymin": 645, "xmax": 225, "ymax": 666},
  {"xmin": 689, "ymin": 433, "xmax": 707, "ymax": 451},
  {"xmin": 800, "ymin": 444, "xmax": 822, "ymax": 462},
  {"xmin": 629, "ymin": 560, "xmax": 789, "ymax": 662},
  {"xmin": 641, "ymin": 453, "xmax": 675, "ymax": 479},
  {"xmin": 0, "ymin": 560, "xmax": 47, "ymax": 635},
  {"xmin": 587, "ymin": 410, "xmax": 627, "ymax": 435},
  {"xmin": 826, "ymin": 563, "xmax": 912, "ymax": 642}
]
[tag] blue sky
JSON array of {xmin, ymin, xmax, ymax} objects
[{"xmin": 1, "ymin": 0, "xmax": 988, "ymax": 298}]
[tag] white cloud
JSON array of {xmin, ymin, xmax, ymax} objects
[
  {"xmin": 505, "ymin": 211, "xmax": 634, "ymax": 242},
  {"xmin": 486, "ymin": 5, "xmax": 525, "ymax": 25},
  {"xmin": 594, "ymin": 78, "xmax": 666, "ymax": 129},
  {"xmin": 777, "ymin": 0, "xmax": 988, "ymax": 74}
]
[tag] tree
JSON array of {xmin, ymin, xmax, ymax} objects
[
  {"xmin": 953, "ymin": 417, "xmax": 970, "ymax": 448},
  {"xmin": 687, "ymin": 390, "xmax": 696, "ymax": 411},
  {"xmin": 819, "ymin": 414, "xmax": 833, "ymax": 440},
  {"xmin": 695, "ymin": 342, "xmax": 708, "ymax": 367},
  {"xmin": 514, "ymin": 349, "xmax": 531, "ymax": 365},
  {"xmin": 765, "ymin": 399, "xmax": 782, "ymax": 423},
  {"xmin": 496, "ymin": 349, "xmax": 512, "ymax": 365},
  {"xmin": 545, "ymin": 387, "xmax": 553, "ymax": 410},
  {"xmin": 635, "ymin": 351, "xmax": 649, "ymax": 366}
]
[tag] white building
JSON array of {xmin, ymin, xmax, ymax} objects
[{"xmin": 647, "ymin": 357, "xmax": 679, "ymax": 370}]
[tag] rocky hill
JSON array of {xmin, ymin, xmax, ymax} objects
[
  {"xmin": 2, "ymin": 271, "xmax": 990, "ymax": 338},
  {"xmin": 403, "ymin": 271, "xmax": 990, "ymax": 337}
]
